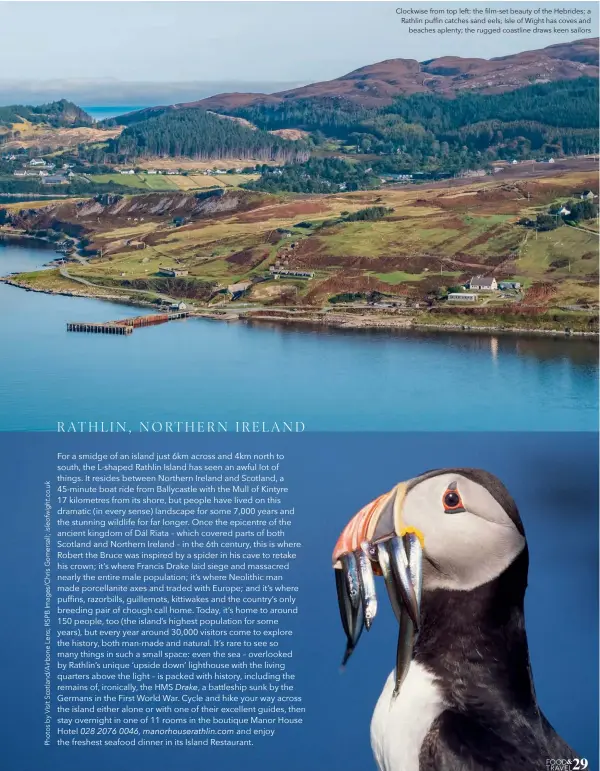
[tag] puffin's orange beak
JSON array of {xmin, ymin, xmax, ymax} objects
[
  {"xmin": 332, "ymin": 481, "xmax": 424, "ymax": 695},
  {"xmin": 332, "ymin": 491, "xmax": 392, "ymax": 575}
]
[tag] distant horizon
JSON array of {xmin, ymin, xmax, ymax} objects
[
  {"xmin": 0, "ymin": 1, "xmax": 597, "ymax": 106},
  {"xmin": 0, "ymin": 81, "xmax": 304, "ymax": 109}
]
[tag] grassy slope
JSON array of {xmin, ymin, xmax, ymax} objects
[
  {"xmin": 11, "ymin": 170, "xmax": 599, "ymax": 317},
  {"xmin": 1, "ymin": 120, "xmax": 120, "ymax": 150}
]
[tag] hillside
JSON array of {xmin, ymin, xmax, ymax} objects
[
  {"xmin": 0, "ymin": 100, "xmax": 96, "ymax": 151},
  {"xmin": 109, "ymin": 39, "xmax": 599, "ymax": 123},
  {"xmin": 227, "ymin": 78, "xmax": 597, "ymax": 196},
  {"xmin": 1, "ymin": 189, "xmax": 269, "ymax": 246},
  {"xmin": 99, "ymin": 40, "xmax": 598, "ymax": 178},
  {"xmin": 0, "ymin": 99, "xmax": 92, "ymax": 129},
  {"xmin": 4, "ymin": 165, "xmax": 598, "ymax": 327},
  {"xmin": 194, "ymin": 38, "xmax": 599, "ymax": 110},
  {"xmin": 93, "ymin": 78, "xmax": 598, "ymax": 183}
]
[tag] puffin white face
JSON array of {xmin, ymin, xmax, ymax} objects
[{"xmin": 401, "ymin": 472, "xmax": 526, "ymax": 592}]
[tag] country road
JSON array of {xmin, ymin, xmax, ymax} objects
[{"xmin": 59, "ymin": 264, "xmax": 177, "ymax": 304}]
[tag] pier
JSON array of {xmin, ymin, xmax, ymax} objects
[
  {"xmin": 66, "ymin": 322, "xmax": 132, "ymax": 335},
  {"xmin": 123, "ymin": 311, "xmax": 190, "ymax": 328},
  {"xmin": 67, "ymin": 311, "xmax": 190, "ymax": 335}
]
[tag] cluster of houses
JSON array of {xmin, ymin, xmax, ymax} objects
[
  {"xmin": 119, "ymin": 167, "xmax": 242, "ymax": 177},
  {"xmin": 12, "ymin": 157, "xmax": 74, "ymax": 185},
  {"xmin": 204, "ymin": 168, "xmax": 237, "ymax": 176},
  {"xmin": 447, "ymin": 276, "xmax": 521, "ymax": 303},
  {"xmin": 552, "ymin": 191, "xmax": 597, "ymax": 217},
  {"xmin": 384, "ymin": 173, "xmax": 414, "ymax": 182},
  {"xmin": 120, "ymin": 168, "xmax": 181, "ymax": 176}
]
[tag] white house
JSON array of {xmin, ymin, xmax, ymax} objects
[
  {"xmin": 29, "ymin": 158, "xmax": 46, "ymax": 167},
  {"xmin": 120, "ymin": 169, "xmax": 135, "ymax": 175},
  {"xmin": 469, "ymin": 276, "xmax": 497, "ymax": 291}
]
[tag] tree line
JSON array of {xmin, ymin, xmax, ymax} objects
[{"xmin": 108, "ymin": 109, "xmax": 309, "ymax": 163}]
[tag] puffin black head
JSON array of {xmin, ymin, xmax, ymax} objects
[{"xmin": 332, "ymin": 468, "xmax": 527, "ymax": 691}]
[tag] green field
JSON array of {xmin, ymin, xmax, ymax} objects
[
  {"xmin": 314, "ymin": 214, "xmax": 520, "ymax": 261},
  {"xmin": 372, "ymin": 271, "xmax": 426, "ymax": 284},
  {"xmin": 516, "ymin": 226, "xmax": 598, "ymax": 279},
  {"xmin": 91, "ymin": 174, "xmax": 150, "ymax": 190},
  {"xmin": 373, "ymin": 270, "xmax": 462, "ymax": 284},
  {"xmin": 317, "ymin": 221, "xmax": 411, "ymax": 257},
  {"xmin": 89, "ymin": 173, "xmax": 259, "ymax": 192}
]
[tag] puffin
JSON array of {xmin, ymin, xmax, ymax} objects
[{"xmin": 332, "ymin": 468, "xmax": 580, "ymax": 771}]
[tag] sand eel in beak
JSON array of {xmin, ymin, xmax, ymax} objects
[{"xmin": 332, "ymin": 468, "xmax": 580, "ymax": 771}]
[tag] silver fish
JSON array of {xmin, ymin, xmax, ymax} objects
[
  {"xmin": 337, "ymin": 553, "xmax": 364, "ymax": 667},
  {"xmin": 393, "ymin": 603, "xmax": 415, "ymax": 698},
  {"xmin": 344, "ymin": 550, "xmax": 362, "ymax": 613},
  {"xmin": 335, "ymin": 566, "xmax": 352, "ymax": 641},
  {"xmin": 357, "ymin": 543, "xmax": 378, "ymax": 631},
  {"xmin": 377, "ymin": 540, "xmax": 404, "ymax": 625},
  {"xmin": 391, "ymin": 534, "xmax": 423, "ymax": 698},
  {"xmin": 388, "ymin": 536, "xmax": 420, "ymax": 630},
  {"xmin": 403, "ymin": 533, "xmax": 423, "ymax": 616}
]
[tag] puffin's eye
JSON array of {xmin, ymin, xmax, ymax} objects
[{"xmin": 443, "ymin": 488, "xmax": 465, "ymax": 513}]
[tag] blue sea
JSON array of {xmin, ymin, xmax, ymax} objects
[
  {"xmin": 83, "ymin": 105, "xmax": 150, "ymax": 121},
  {"xmin": 0, "ymin": 242, "xmax": 597, "ymax": 432}
]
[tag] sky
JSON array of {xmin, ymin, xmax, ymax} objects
[{"xmin": 0, "ymin": 1, "xmax": 597, "ymax": 104}]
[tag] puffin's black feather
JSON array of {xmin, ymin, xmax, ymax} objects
[{"xmin": 414, "ymin": 551, "xmax": 577, "ymax": 770}]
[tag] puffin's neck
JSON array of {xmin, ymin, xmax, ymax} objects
[{"xmin": 414, "ymin": 549, "xmax": 538, "ymax": 713}]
